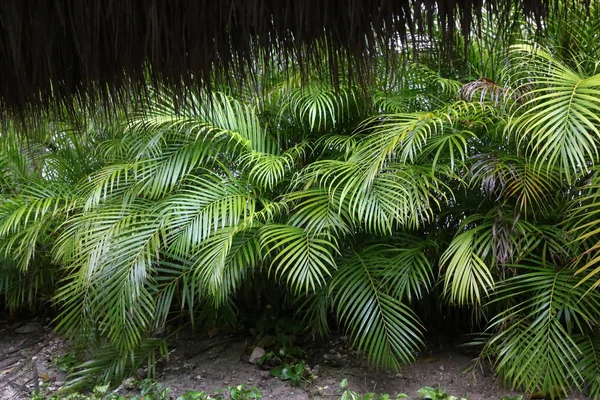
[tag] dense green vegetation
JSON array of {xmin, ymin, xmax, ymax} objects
[{"xmin": 3, "ymin": 3, "xmax": 600, "ymax": 399}]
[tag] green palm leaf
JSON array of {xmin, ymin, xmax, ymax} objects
[
  {"xmin": 259, "ymin": 224, "xmax": 337, "ymax": 293},
  {"xmin": 283, "ymin": 83, "xmax": 361, "ymax": 131},
  {"xmin": 0, "ymin": 182, "xmax": 75, "ymax": 269},
  {"xmin": 54, "ymin": 201, "xmax": 166, "ymax": 351},
  {"xmin": 241, "ymin": 142, "xmax": 308, "ymax": 190},
  {"xmin": 302, "ymin": 160, "xmax": 443, "ymax": 232},
  {"xmin": 354, "ymin": 112, "xmax": 444, "ymax": 168},
  {"xmin": 286, "ymin": 188, "xmax": 354, "ymax": 236},
  {"xmin": 481, "ymin": 262, "xmax": 600, "ymax": 395},
  {"xmin": 469, "ymin": 154, "xmax": 559, "ymax": 216},
  {"xmin": 440, "ymin": 222, "xmax": 495, "ymax": 306},
  {"xmin": 508, "ymin": 45, "xmax": 600, "ymax": 182},
  {"xmin": 185, "ymin": 225, "xmax": 261, "ymax": 305},
  {"xmin": 163, "ymin": 174, "xmax": 256, "ymax": 257},
  {"xmin": 576, "ymin": 334, "xmax": 600, "ymax": 399},
  {"xmin": 330, "ymin": 249, "xmax": 424, "ymax": 369}
]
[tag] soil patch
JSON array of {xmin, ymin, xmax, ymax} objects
[{"xmin": 0, "ymin": 323, "xmax": 589, "ymax": 399}]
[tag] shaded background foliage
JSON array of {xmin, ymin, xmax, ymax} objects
[{"xmin": 2, "ymin": 1, "xmax": 600, "ymax": 399}]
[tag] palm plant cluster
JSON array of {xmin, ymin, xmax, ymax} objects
[{"xmin": 2, "ymin": 4, "xmax": 600, "ymax": 399}]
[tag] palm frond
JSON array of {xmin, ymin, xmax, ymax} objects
[
  {"xmin": 329, "ymin": 249, "xmax": 424, "ymax": 369},
  {"xmin": 301, "ymin": 160, "xmax": 443, "ymax": 232},
  {"xmin": 64, "ymin": 338, "xmax": 168, "ymax": 392},
  {"xmin": 374, "ymin": 63, "xmax": 462, "ymax": 113},
  {"xmin": 259, "ymin": 224, "xmax": 337, "ymax": 294},
  {"xmin": 469, "ymin": 154, "xmax": 559, "ymax": 216},
  {"xmin": 507, "ymin": 45, "xmax": 600, "ymax": 182},
  {"xmin": 282, "ymin": 83, "xmax": 362, "ymax": 131},
  {"xmin": 286, "ymin": 188, "xmax": 354, "ymax": 237},
  {"xmin": 440, "ymin": 219, "xmax": 495, "ymax": 306},
  {"xmin": 0, "ymin": 182, "xmax": 75, "ymax": 270},
  {"xmin": 377, "ymin": 242, "xmax": 436, "ymax": 301},
  {"xmin": 241, "ymin": 142, "xmax": 308, "ymax": 190},
  {"xmin": 576, "ymin": 333, "xmax": 600, "ymax": 399},
  {"xmin": 164, "ymin": 174, "xmax": 256, "ymax": 257},
  {"xmin": 184, "ymin": 225, "xmax": 261, "ymax": 306},
  {"xmin": 481, "ymin": 262, "xmax": 600, "ymax": 396},
  {"xmin": 354, "ymin": 112, "xmax": 444, "ymax": 167},
  {"xmin": 54, "ymin": 200, "xmax": 166, "ymax": 351}
]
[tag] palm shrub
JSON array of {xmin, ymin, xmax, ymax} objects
[
  {"xmin": 0, "ymin": 69, "xmax": 452, "ymax": 384},
  {"xmin": 455, "ymin": 43, "xmax": 600, "ymax": 397},
  {"xmin": 0, "ymin": 120, "xmax": 113, "ymax": 314},
  {"xmin": 3, "ymin": 12, "xmax": 600, "ymax": 398}
]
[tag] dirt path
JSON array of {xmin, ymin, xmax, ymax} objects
[
  {"xmin": 0, "ymin": 323, "xmax": 589, "ymax": 399},
  {"xmin": 0, "ymin": 321, "xmax": 69, "ymax": 400},
  {"xmin": 158, "ymin": 334, "xmax": 521, "ymax": 400}
]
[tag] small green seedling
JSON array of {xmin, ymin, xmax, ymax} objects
[
  {"xmin": 177, "ymin": 385, "xmax": 261, "ymax": 400},
  {"xmin": 227, "ymin": 384, "xmax": 262, "ymax": 399},
  {"xmin": 418, "ymin": 386, "xmax": 467, "ymax": 400},
  {"xmin": 339, "ymin": 379, "xmax": 408, "ymax": 400},
  {"xmin": 175, "ymin": 392, "xmax": 210, "ymax": 400},
  {"xmin": 50, "ymin": 352, "xmax": 77, "ymax": 373},
  {"xmin": 134, "ymin": 378, "xmax": 170, "ymax": 400},
  {"xmin": 269, "ymin": 360, "xmax": 306, "ymax": 386}
]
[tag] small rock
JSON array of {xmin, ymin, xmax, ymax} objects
[
  {"xmin": 335, "ymin": 353, "xmax": 342, "ymax": 360},
  {"xmin": 340, "ymin": 336, "xmax": 349, "ymax": 342},
  {"xmin": 248, "ymin": 378, "xmax": 254, "ymax": 382},
  {"xmin": 183, "ymin": 362, "xmax": 196, "ymax": 370},
  {"xmin": 326, "ymin": 359, "xmax": 340, "ymax": 367},
  {"xmin": 122, "ymin": 377, "xmax": 136, "ymax": 389},
  {"xmin": 195, "ymin": 375, "xmax": 202, "ymax": 381},
  {"xmin": 395, "ymin": 373, "xmax": 404, "ymax": 378},
  {"xmin": 249, "ymin": 347, "xmax": 266, "ymax": 364},
  {"xmin": 14, "ymin": 322, "xmax": 41, "ymax": 334},
  {"xmin": 439, "ymin": 365, "xmax": 445, "ymax": 371},
  {"xmin": 136, "ymin": 368, "xmax": 148, "ymax": 379},
  {"xmin": 370, "ymin": 380, "xmax": 375, "ymax": 384},
  {"xmin": 329, "ymin": 348, "xmax": 336, "ymax": 354}
]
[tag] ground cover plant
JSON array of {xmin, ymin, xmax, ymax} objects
[
  {"xmin": 29, "ymin": 379, "xmax": 488, "ymax": 400},
  {"xmin": 2, "ymin": 2, "xmax": 600, "ymax": 399}
]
